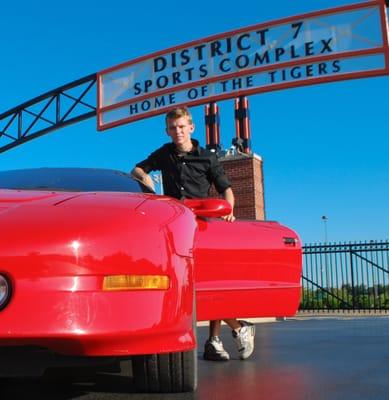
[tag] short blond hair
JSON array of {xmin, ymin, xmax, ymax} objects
[{"xmin": 165, "ymin": 106, "xmax": 193, "ymax": 125}]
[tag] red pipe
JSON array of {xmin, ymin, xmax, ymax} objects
[{"xmin": 205, "ymin": 104, "xmax": 210, "ymax": 145}]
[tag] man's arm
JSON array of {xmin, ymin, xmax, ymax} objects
[
  {"xmin": 208, "ymin": 153, "xmax": 235, "ymax": 221},
  {"xmin": 222, "ymin": 187, "xmax": 235, "ymax": 222},
  {"xmin": 130, "ymin": 167, "xmax": 155, "ymax": 192}
]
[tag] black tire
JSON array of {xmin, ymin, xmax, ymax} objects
[
  {"xmin": 132, "ymin": 348, "xmax": 197, "ymax": 393},
  {"xmin": 132, "ymin": 294, "xmax": 197, "ymax": 393}
]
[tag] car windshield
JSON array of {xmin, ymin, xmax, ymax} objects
[{"xmin": 0, "ymin": 168, "xmax": 154, "ymax": 193}]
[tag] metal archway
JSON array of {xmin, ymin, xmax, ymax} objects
[
  {"xmin": 0, "ymin": 74, "xmax": 96, "ymax": 154},
  {"xmin": 1, "ymin": 0, "xmax": 388, "ymax": 154}
]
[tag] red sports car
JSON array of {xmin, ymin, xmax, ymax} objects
[{"xmin": 0, "ymin": 167, "xmax": 301, "ymax": 392}]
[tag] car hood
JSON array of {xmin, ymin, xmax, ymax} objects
[
  {"xmin": 0, "ymin": 189, "xmax": 147, "ymax": 212},
  {"xmin": 0, "ymin": 189, "xmax": 197, "ymax": 273},
  {"xmin": 0, "ymin": 189, "xmax": 88, "ymax": 213}
]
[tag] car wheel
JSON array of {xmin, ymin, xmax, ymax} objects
[
  {"xmin": 132, "ymin": 295, "xmax": 197, "ymax": 393},
  {"xmin": 132, "ymin": 348, "xmax": 197, "ymax": 393}
]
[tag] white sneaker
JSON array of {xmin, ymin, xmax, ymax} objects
[
  {"xmin": 203, "ymin": 336, "xmax": 230, "ymax": 361},
  {"xmin": 232, "ymin": 321, "xmax": 255, "ymax": 360}
]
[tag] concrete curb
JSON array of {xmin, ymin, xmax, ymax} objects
[{"xmin": 197, "ymin": 317, "xmax": 276, "ymax": 327}]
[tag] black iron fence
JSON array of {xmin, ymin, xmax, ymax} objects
[{"xmin": 300, "ymin": 240, "xmax": 389, "ymax": 312}]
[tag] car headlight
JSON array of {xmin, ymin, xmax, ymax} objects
[{"xmin": 0, "ymin": 274, "xmax": 12, "ymax": 310}]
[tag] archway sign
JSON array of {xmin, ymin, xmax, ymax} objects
[{"xmin": 97, "ymin": 0, "xmax": 389, "ymax": 130}]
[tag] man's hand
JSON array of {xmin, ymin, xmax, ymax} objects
[
  {"xmin": 222, "ymin": 212, "xmax": 236, "ymax": 222},
  {"xmin": 130, "ymin": 167, "xmax": 155, "ymax": 192}
]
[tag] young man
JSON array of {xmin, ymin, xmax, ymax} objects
[{"xmin": 131, "ymin": 106, "xmax": 255, "ymax": 361}]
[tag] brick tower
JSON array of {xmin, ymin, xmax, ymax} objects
[{"xmin": 210, "ymin": 153, "xmax": 265, "ymax": 220}]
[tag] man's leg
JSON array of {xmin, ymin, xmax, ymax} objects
[
  {"xmin": 223, "ymin": 319, "xmax": 241, "ymax": 330},
  {"xmin": 203, "ymin": 318, "xmax": 256, "ymax": 361},
  {"xmin": 224, "ymin": 319, "xmax": 256, "ymax": 360},
  {"xmin": 209, "ymin": 320, "xmax": 222, "ymax": 336},
  {"xmin": 203, "ymin": 320, "xmax": 230, "ymax": 361}
]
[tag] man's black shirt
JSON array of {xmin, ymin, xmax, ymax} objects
[{"xmin": 136, "ymin": 140, "xmax": 231, "ymax": 199}]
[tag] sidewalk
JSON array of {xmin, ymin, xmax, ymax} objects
[{"xmin": 197, "ymin": 310, "xmax": 389, "ymax": 326}]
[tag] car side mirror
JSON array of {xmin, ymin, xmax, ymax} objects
[{"xmin": 183, "ymin": 198, "xmax": 232, "ymax": 218}]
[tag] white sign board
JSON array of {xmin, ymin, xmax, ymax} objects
[{"xmin": 97, "ymin": 1, "xmax": 389, "ymax": 130}]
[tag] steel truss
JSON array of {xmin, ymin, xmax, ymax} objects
[{"xmin": 0, "ymin": 74, "xmax": 97, "ymax": 154}]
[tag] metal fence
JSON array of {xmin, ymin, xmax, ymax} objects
[{"xmin": 300, "ymin": 240, "xmax": 389, "ymax": 312}]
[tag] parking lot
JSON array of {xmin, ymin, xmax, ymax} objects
[{"xmin": 1, "ymin": 316, "xmax": 389, "ymax": 400}]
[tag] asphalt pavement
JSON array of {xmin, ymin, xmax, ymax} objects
[{"xmin": 1, "ymin": 317, "xmax": 389, "ymax": 400}]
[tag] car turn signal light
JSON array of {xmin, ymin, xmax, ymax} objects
[{"xmin": 103, "ymin": 275, "xmax": 170, "ymax": 291}]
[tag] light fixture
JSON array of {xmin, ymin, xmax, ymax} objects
[{"xmin": 0, "ymin": 274, "xmax": 12, "ymax": 310}]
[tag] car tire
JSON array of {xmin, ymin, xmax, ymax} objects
[
  {"xmin": 132, "ymin": 296, "xmax": 197, "ymax": 393},
  {"xmin": 132, "ymin": 348, "xmax": 197, "ymax": 393}
]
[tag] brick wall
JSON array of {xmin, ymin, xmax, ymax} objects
[{"xmin": 210, "ymin": 153, "xmax": 265, "ymax": 220}]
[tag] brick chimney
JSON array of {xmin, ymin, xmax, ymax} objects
[{"xmin": 210, "ymin": 153, "xmax": 265, "ymax": 220}]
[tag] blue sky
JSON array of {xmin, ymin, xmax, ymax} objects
[{"xmin": 0, "ymin": 0, "xmax": 388, "ymax": 244}]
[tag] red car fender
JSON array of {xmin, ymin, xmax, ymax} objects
[{"xmin": 0, "ymin": 191, "xmax": 198, "ymax": 356}]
